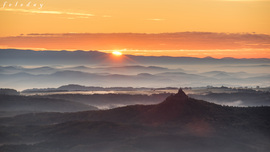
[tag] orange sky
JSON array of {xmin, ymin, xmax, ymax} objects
[
  {"xmin": 1, "ymin": 0, "xmax": 270, "ymax": 36},
  {"xmin": 0, "ymin": 0, "xmax": 270, "ymax": 58},
  {"xmin": 0, "ymin": 33, "xmax": 269, "ymax": 58}
]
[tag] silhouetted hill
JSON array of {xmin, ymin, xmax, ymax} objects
[
  {"xmin": 141, "ymin": 89, "xmax": 221, "ymax": 125},
  {"xmin": 2, "ymin": 89, "xmax": 269, "ymax": 127},
  {"xmin": 42, "ymin": 93, "xmax": 170, "ymax": 109},
  {"xmin": 0, "ymin": 89, "xmax": 19, "ymax": 95},
  {"xmin": 0, "ymin": 95, "xmax": 98, "ymax": 117},
  {"xmin": 0, "ymin": 89, "xmax": 269, "ymax": 152}
]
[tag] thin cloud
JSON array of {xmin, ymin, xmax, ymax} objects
[
  {"xmin": 147, "ymin": 18, "xmax": 165, "ymax": 21},
  {"xmin": 0, "ymin": 8, "xmax": 95, "ymax": 18}
]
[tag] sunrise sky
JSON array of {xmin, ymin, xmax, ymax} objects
[{"xmin": 0, "ymin": 0, "xmax": 270, "ymax": 58}]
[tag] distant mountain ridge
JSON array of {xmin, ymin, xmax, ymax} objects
[
  {"xmin": 1, "ymin": 49, "xmax": 270, "ymax": 66},
  {"xmin": 1, "ymin": 68, "xmax": 269, "ymax": 90},
  {"xmin": 22, "ymin": 84, "xmax": 157, "ymax": 93}
]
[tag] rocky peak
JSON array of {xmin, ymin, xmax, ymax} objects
[
  {"xmin": 175, "ymin": 88, "xmax": 188, "ymax": 100},
  {"xmin": 160, "ymin": 88, "xmax": 189, "ymax": 106}
]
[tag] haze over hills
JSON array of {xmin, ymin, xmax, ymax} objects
[
  {"xmin": 0, "ymin": 65, "xmax": 179, "ymax": 75},
  {"xmin": 0, "ymin": 84, "xmax": 264, "ymax": 108},
  {"xmin": 1, "ymin": 49, "xmax": 269, "ymax": 90},
  {"xmin": 0, "ymin": 89, "xmax": 269, "ymax": 152},
  {"xmin": 1, "ymin": 70, "xmax": 269, "ymax": 90},
  {"xmin": 0, "ymin": 65, "xmax": 269, "ymax": 90}
]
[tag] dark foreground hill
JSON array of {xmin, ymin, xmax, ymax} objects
[
  {"xmin": 0, "ymin": 95, "xmax": 98, "ymax": 117},
  {"xmin": 0, "ymin": 89, "xmax": 270, "ymax": 152}
]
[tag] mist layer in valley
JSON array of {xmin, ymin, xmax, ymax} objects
[
  {"xmin": 1, "ymin": 85, "xmax": 270, "ymax": 118},
  {"xmin": 1, "ymin": 50, "xmax": 270, "ymax": 90},
  {"xmin": 1, "ymin": 49, "xmax": 269, "ymax": 115}
]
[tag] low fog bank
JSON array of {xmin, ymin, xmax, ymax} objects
[{"xmin": 0, "ymin": 64, "xmax": 269, "ymax": 91}]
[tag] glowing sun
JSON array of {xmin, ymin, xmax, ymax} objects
[{"xmin": 112, "ymin": 51, "xmax": 123, "ymax": 56}]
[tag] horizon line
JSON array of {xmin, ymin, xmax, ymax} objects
[{"xmin": 1, "ymin": 48, "xmax": 270, "ymax": 60}]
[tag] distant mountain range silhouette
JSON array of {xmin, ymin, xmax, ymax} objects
[{"xmin": 1, "ymin": 49, "xmax": 270, "ymax": 66}]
